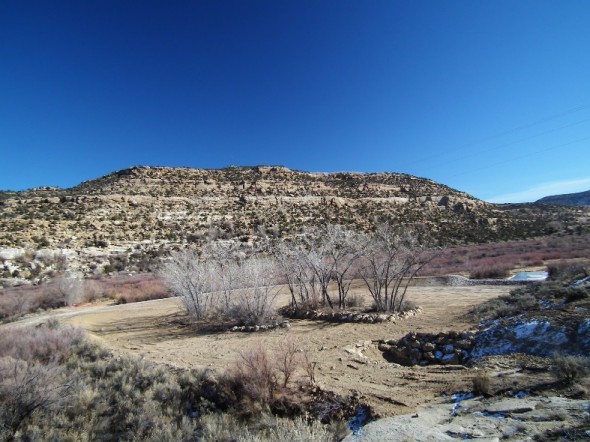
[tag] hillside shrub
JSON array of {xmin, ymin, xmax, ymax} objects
[
  {"xmin": 0, "ymin": 323, "xmax": 344, "ymax": 441},
  {"xmin": 468, "ymin": 280, "xmax": 589, "ymax": 321},
  {"xmin": 551, "ymin": 354, "xmax": 590, "ymax": 384},
  {"xmin": 468, "ymin": 289, "xmax": 538, "ymax": 321},
  {"xmin": 547, "ymin": 260, "xmax": 588, "ymax": 282}
]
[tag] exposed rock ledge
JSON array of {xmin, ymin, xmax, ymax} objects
[{"xmin": 344, "ymin": 395, "xmax": 590, "ymax": 441}]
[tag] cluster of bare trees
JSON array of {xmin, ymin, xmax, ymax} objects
[
  {"xmin": 161, "ymin": 248, "xmax": 279, "ymax": 325},
  {"xmin": 275, "ymin": 225, "xmax": 364, "ymax": 309},
  {"xmin": 276, "ymin": 224, "xmax": 433, "ymax": 312},
  {"xmin": 162, "ymin": 224, "xmax": 434, "ymax": 324}
]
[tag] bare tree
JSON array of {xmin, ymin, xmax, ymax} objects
[
  {"xmin": 232, "ymin": 258, "xmax": 279, "ymax": 326},
  {"xmin": 359, "ymin": 224, "xmax": 433, "ymax": 313},
  {"xmin": 215, "ymin": 259, "xmax": 241, "ymax": 315},
  {"xmin": 274, "ymin": 225, "xmax": 364, "ymax": 310},
  {"xmin": 301, "ymin": 227, "xmax": 338, "ymax": 309},
  {"xmin": 204, "ymin": 243, "xmax": 243, "ymax": 315},
  {"xmin": 274, "ymin": 242, "xmax": 321, "ymax": 309},
  {"xmin": 56, "ymin": 275, "xmax": 85, "ymax": 306},
  {"xmin": 160, "ymin": 250, "xmax": 215, "ymax": 319},
  {"xmin": 323, "ymin": 225, "xmax": 365, "ymax": 308}
]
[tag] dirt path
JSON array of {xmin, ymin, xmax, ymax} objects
[{"xmin": 4, "ymin": 283, "xmax": 511, "ymax": 416}]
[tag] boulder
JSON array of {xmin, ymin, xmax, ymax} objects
[
  {"xmin": 423, "ymin": 342, "xmax": 436, "ymax": 352},
  {"xmin": 441, "ymin": 353, "xmax": 460, "ymax": 365},
  {"xmin": 456, "ymin": 339, "xmax": 473, "ymax": 350}
]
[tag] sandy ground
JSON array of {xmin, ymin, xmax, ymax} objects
[{"xmin": 7, "ymin": 282, "xmax": 514, "ymax": 417}]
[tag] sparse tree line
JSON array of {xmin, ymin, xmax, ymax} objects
[{"xmin": 162, "ymin": 224, "xmax": 435, "ymax": 325}]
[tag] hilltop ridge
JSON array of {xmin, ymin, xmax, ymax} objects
[{"xmin": 536, "ymin": 189, "xmax": 590, "ymax": 206}]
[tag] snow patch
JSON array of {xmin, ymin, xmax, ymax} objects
[
  {"xmin": 510, "ymin": 271, "xmax": 548, "ymax": 281},
  {"xmin": 471, "ymin": 318, "xmax": 590, "ymax": 359}
]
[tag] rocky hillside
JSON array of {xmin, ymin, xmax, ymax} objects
[
  {"xmin": 536, "ymin": 189, "xmax": 590, "ymax": 206},
  {"xmin": 1, "ymin": 166, "xmax": 588, "ymax": 284}
]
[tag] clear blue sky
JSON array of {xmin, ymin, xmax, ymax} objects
[{"xmin": 1, "ymin": 1, "xmax": 589, "ymax": 202}]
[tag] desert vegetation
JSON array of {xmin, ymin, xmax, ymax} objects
[
  {"xmin": 551, "ymin": 353, "xmax": 590, "ymax": 385},
  {"xmin": 4, "ymin": 231, "xmax": 589, "ymax": 328},
  {"xmin": 160, "ymin": 224, "xmax": 434, "ymax": 327},
  {"xmin": 422, "ymin": 232, "xmax": 590, "ymax": 278},
  {"xmin": 0, "ymin": 322, "xmax": 354, "ymax": 441},
  {"xmin": 0, "ymin": 274, "xmax": 169, "ymax": 323},
  {"xmin": 468, "ymin": 262, "xmax": 589, "ymax": 321},
  {"xmin": 161, "ymin": 250, "xmax": 280, "ymax": 325}
]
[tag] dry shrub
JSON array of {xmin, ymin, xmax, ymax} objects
[
  {"xmin": 228, "ymin": 338, "xmax": 320, "ymax": 419},
  {"xmin": 0, "ymin": 357, "xmax": 66, "ymax": 438},
  {"xmin": 422, "ymin": 233, "xmax": 590, "ymax": 277},
  {"xmin": 0, "ymin": 291, "xmax": 31, "ymax": 322},
  {"xmin": 83, "ymin": 279, "xmax": 103, "ymax": 303},
  {"xmin": 233, "ymin": 343, "xmax": 278, "ymax": 405},
  {"xmin": 0, "ymin": 284, "xmax": 64, "ymax": 322},
  {"xmin": 472, "ymin": 371, "xmax": 491, "ymax": 396},
  {"xmin": 244, "ymin": 415, "xmax": 333, "ymax": 442},
  {"xmin": 198, "ymin": 413, "xmax": 332, "ymax": 442},
  {"xmin": 0, "ymin": 277, "xmax": 113, "ymax": 323},
  {"xmin": 400, "ymin": 300, "xmax": 418, "ymax": 313},
  {"xmin": 0, "ymin": 322, "xmax": 85, "ymax": 438},
  {"xmin": 0, "ymin": 324, "xmax": 342, "ymax": 441},
  {"xmin": 0, "ymin": 322, "xmax": 85, "ymax": 364},
  {"xmin": 469, "ymin": 289, "xmax": 539, "ymax": 321},
  {"xmin": 547, "ymin": 260, "xmax": 588, "ymax": 282},
  {"xmin": 99, "ymin": 274, "xmax": 170, "ymax": 304},
  {"xmin": 469, "ymin": 263, "xmax": 510, "ymax": 280},
  {"xmin": 345, "ymin": 292, "xmax": 364, "ymax": 308},
  {"xmin": 274, "ymin": 337, "xmax": 300, "ymax": 389},
  {"xmin": 113, "ymin": 280, "xmax": 171, "ymax": 304},
  {"xmin": 551, "ymin": 354, "xmax": 590, "ymax": 384}
]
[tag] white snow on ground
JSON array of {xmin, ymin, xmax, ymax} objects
[
  {"xmin": 471, "ymin": 319, "xmax": 588, "ymax": 359},
  {"xmin": 509, "ymin": 271, "xmax": 548, "ymax": 281},
  {"xmin": 578, "ymin": 318, "xmax": 590, "ymax": 335}
]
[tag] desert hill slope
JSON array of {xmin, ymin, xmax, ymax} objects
[
  {"xmin": 0, "ymin": 165, "xmax": 557, "ymax": 251},
  {"xmin": 1, "ymin": 165, "xmax": 590, "ymax": 284},
  {"xmin": 536, "ymin": 189, "xmax": 590, "ymax": 206}
]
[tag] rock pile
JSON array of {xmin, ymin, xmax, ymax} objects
[
  {"xmin": 229, "ymin": 320, "xmax": 291, "ymax": 333},
  {"xmin": 279, "ymin": 306, "xmax": 422, "ymax": 324},
  {"xmin": 377, "ymin": 331, "xmax": 475, "ymax": 366}
]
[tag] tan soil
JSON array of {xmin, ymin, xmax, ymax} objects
[{"xmin": 11, "ymin": 282, "xmax": 516, "ymax": 417}]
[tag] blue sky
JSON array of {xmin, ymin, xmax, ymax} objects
[{"xmin": 1, "ymin": 1, "xmax": 589, "ymax": 202}]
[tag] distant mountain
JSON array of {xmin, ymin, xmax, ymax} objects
[{"xmin": 536, "ymin": 190, "xmax": 590, "ymax": 206}]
